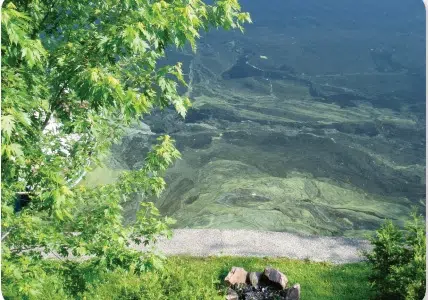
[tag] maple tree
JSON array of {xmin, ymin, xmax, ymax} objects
[{"xmin": 1, "ymin": 0, "xmax": 250, "ymax": 296}]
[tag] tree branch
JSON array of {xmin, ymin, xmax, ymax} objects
[
  {"xmin": 1, "ymin": 228, "xmax": 13, "ymax": 241},
  {"xmin": 41, "ymin": 112, "xmax": 52, "ymax": 130}
]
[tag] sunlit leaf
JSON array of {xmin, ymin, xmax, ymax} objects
[
  {"xmin": 1, "ymin": 115, "xmax": 15, "ymax": 137},
  {"xmin": 8, "ymin": 143, "xmax": 23, "ymax": 158}
]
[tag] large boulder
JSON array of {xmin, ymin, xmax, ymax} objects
[
  {"xmin": 263, "ymin": 267, "xmax": 288, "ymax": 290},
  {"xmin": 225, "ymin": 267, "xmax": 248, "ymax": 286}
]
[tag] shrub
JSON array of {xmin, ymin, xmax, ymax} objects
[{"xmin": 363, "ymin": 211, "xmax": 426, "ymax": 300}]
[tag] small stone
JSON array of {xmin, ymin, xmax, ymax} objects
[
  {"xmin": 286, "ymin": 284, "xmax": 301, "ymax": 300},
  {"xmin": 226, "ymin": 288, "xmax": 239, "ymax": 300},
  {"xmin": 225, "ymin": 267, "xmax": 248, "ymax": 286},
  {"xmin": 248, "ymin": 272, "xmax": 262, "ymax": 288},
  {"xmin": 263, "ymin": 267, "xmax": 288, "ymax": 289}
]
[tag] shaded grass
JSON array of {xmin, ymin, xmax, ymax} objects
[{"xmin": 81, "ymin": 256, "xmax": 372, "ymax": 300}]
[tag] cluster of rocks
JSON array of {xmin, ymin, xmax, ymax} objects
[{"xmin": 224, "ymin": 266, "xmax": 300, "ymax": 300}]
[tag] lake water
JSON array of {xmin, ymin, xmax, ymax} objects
[{"xmin": 89, "ymin": 0, "xmax": 426, "ymax": 238}]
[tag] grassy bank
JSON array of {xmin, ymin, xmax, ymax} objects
[{"xmin": 35, "ymin": 256, "xmax": 372, "ymax": 300}]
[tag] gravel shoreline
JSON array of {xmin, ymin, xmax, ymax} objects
[{"xmin": 140, "ymin": 229, "xmax": 372, "ymax": 264}]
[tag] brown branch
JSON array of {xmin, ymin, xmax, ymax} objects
[{"xmin": 41, "ymin": 112, "xmax": 52, "ymax": 130}]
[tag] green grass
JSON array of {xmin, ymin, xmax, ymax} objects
[
  {"xmin": 80, "ymin": 256, "xmax": 372, "ymax": 300},
  {"xmin": 10, "ymin": 256, "xmax": 371, "ymax": 299}
]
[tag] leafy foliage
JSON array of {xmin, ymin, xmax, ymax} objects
[
  {"xmin": 1, "ymin": 0, "xmax": 251, "ymax": 297},
  {"xmin": 363, "ymin": 211, "xmax": 426, "ymax": 300}
]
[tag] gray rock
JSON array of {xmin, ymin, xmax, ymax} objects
[
  {"xmin": 263, "ymin": 267, "xmax": 288, "ymax": 289},
  {"xmin": 225, "ymin": 267, "xmax": 248, "ymax": 286},
  {"xmin": 248, "ymin": 272, "xmax": 263, "ymax": 288},
  {"xmin": 286, "ymin": 284, "xmax": 301, "ymax": 300},
  {"xmin": 226, "ymin": 288, "xmax": 239, "ymax": 300}
]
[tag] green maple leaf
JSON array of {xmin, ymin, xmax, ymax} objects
[
  {"xmin": 1, "ymin": 115, "xmax": 15, "ymax": 138},
  {"xmin": 9, "ymin": 143, "xmax": 23, "ymax": 158}
]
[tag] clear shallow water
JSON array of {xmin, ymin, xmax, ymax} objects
[{"xmin": 88, "ymin": 0, "xmax": 426, "ymax": 237}]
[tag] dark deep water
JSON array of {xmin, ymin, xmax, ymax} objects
[
  {"xmin": 89, "ymin": 0, "xmax": 426, "ymax": 237},
  {"xmin": 236, "ymin": 0, "xmax": 426, "ymax": 112}
]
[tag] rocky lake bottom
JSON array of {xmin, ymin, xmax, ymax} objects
[{"xmin": 84, "ymin": 1, "xmax": 425, "ymax": 238}]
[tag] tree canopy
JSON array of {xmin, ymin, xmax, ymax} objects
[{"xmin": 1, "ymin": 0, "xmax": 250, "ymax": 297}]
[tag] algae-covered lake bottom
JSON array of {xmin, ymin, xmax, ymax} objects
[{"xmin": 85, "ymin": 0, "xmax": 425, "ymax": 238}]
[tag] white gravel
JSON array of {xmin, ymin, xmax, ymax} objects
[{"xmin": 138, "ymin": 229, "xmax": 372, "ymax": 264}]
